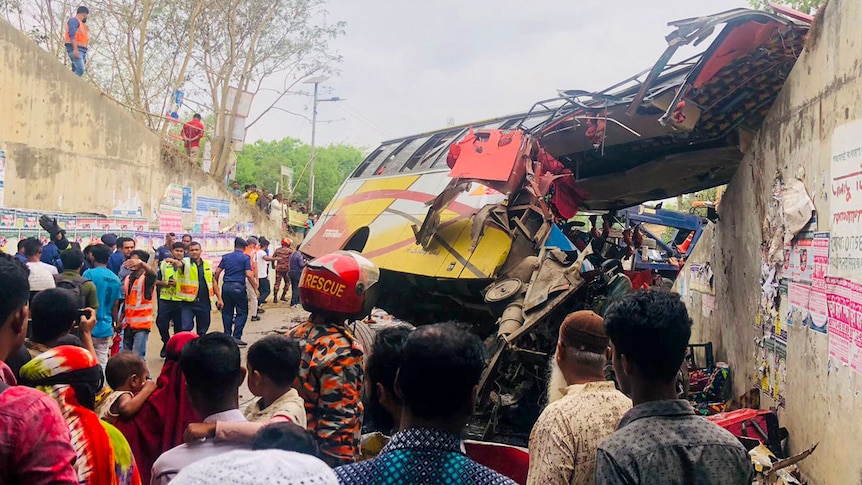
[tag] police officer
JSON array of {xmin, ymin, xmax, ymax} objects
[
  {"xmin": 155, "ymin": 242, "xmax": 186, "ymax": 358},
  {"xmin": 214, "ymin": 237, "xmax": 258, "ymax": 346},
  {"xmin": 177, "ymin": 241, "xmax": 214, "ymax": 336}
]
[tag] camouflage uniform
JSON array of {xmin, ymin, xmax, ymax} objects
[{"xmin": 287, "ymin": 321, "xmax": 364, "ymax": 466}]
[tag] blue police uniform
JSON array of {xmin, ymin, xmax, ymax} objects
[{"xmin": 219, "ymin": 249, "xmax": 252, "ymax": 339}]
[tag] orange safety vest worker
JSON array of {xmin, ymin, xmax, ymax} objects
[
  {"xmin": 64, "ymin": 17, "xmax": 89, "ymax": 49},
  {"xmin": 123, "ymin": 273, "xmax": 154, "ymax": 330},
  {"xmin": 244, "ymin": 245, "xmax": 258, "ymax": 275}
]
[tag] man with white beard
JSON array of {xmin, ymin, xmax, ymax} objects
[{"xmin": 528, "ymin": 311, "xmax": 631, "ymax": 485}]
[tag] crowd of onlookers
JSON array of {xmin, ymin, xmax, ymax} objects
[
  {"xmin": 2, "ymin": 231, "xmax": 757, "ymax": 484},
  {"xmin": 228, "ymin": 181, "xmax": 318, "ymax": 237}
]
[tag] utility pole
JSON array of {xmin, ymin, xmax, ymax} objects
[
  {"xmin": 309, "ymin": 81, "xmax": 319, "ymax": 211},
  {"xmin": 303, "ymin": 75, "xmax": 342, "ymax": 212}
]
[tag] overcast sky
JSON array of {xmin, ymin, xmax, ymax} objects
[{"xmin": 244, "ymin": 0, "xmax": 750, "ymax": 151}]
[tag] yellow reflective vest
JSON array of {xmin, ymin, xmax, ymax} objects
[
  {"xmin": 159, "ymin": 261, "xmax": 184, "ymax": 301},
  {"xmin": 177, "ymin": 257, "xmax": 214, "ymax": 302}
]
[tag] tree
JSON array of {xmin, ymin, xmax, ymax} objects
[
  {"xmin": 235, "ymin": 138, "xmax": 365, "ymax": 212},
  {"xmin": 665, "ymin": 187, "xmax": 722, "ymax": 213},
  {"xmin": 196, "ymin": 0, "xmax": 344, "ymax": 179},
  {"xmin": 748, "ymin": 0, "xmax": 827, "ymax": 14},
  {"xmin": 1, "ymin": 0, "xmax": 343, "ymax": 175}
]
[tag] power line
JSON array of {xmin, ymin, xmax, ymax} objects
[{"xmin": 333, "ymin": 102, "xmax": 392, "ymax": 139}]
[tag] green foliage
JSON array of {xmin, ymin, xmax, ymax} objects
[
  {"xmin": 748, "ymin": 0, "xmax": 826, "ymax": 14},
  {"xmin": 665, "ymin": 187, "xmax": 721, "ymax": 214},
  {"xmin": 234, "ymin": 138, "xmax": 366, "ymax": 212}
]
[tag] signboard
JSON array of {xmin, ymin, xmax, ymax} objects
[
  {"xmin": 281, "ymin": 166, "xmax": 294, "ymax": 192},
  {"xmin": 226, "ymin": 86, "xmax": 255, "ymax": 118},
  {"xmin": 829, "ymin": 120, "xmax": 862, "ymax": 278}
]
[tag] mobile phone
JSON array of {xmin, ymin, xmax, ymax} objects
[{"xmin": 78, "ymin": 308, "xmax": 92, "ymax": 320}]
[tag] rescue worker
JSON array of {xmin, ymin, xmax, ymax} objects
[
  {"xmin": 64, "ymin": 6, "xmax": 89, "ymax": 76},
  {"xmin": 287, "ymin": 250, "xmax": 379, "ymax": 467},
  {"xmin": 155, "ymin": 242, "xmax": 185, "ymax": 358},
  {"xmin": 121, "ymin": 250, "xmax": 158, "ymax": 358},
  {"xmin": 177, "ymin": 241, "xmax": 214, "ymax": 336},
  {"xmin": 271, "ymin": 238, "xmax": 294, "ymax": 303}
]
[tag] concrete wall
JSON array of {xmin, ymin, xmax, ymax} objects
[
  {"xmin": 0, "ymin": 18, "xmax": 279, "ymax": 239},
  {"xmin": 680, "ymin": 1, "xmax": 862, "ymax": 483}
]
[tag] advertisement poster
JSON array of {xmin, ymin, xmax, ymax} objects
[
  {"xmin": 787, "ymin": 281, "xmax": 810, "ymax": 327},
  {"xmin": 828, "ymin": 119, "xmax": 862, "ymax": 278},
  {"xmin": 77, "ymin": 218, "xmax": 97, "ymax": 230},
  {"xmin": 0, "ymin": 209, "xmax": 15, "ymax": 227},
  {"xmin": 96, "ymin": 219, "xmax": 115, "ymax": 232},
  {"xmin": 196, "ymin": 196, "xmax": 230, "ymax": 218},
  {"xmin": 182, "ymin": 186, "xmax": 193, "ymax": 214},
  {"xmin": 792, "ymin": 235, "xmax": 814, "ymax": 283},
  {"xmin": 16, "ymin": 212, "xmax": 38, "ymax": 229},
  {"xmin": 59, "ymin": 216, "xmax": 77, "ymax": 231},
  {"xmin": 826, "ymin": 276, "xmax": 853, "ymax": 365},
  {"xmin": 779, "ymin": 281, "xmax": 791, "ymax": 328},
  {"xmin": 162, "ymin": 184, "xmax": 188, "ymax": 213},
  {"xmin": 808, "ymin": 232, "xmax": 831, "ymax": 334},
  {"xmin": 159, "ymin": 212, "xmax": 183, "ymax": 233},
  {"xmin": 826, "ymin": 276, "xmax": 862, "ymax": 374},
  {"xmin": 0, "ymin": 149, "xmax": 6, "ymax": 207},
  {"xmin": 701, "ymin": 294, "xmax": 715, "ymax": 318},
  {"xmin": 760, "ymin": 337, "xmax": 774, "ymax": 394},
  {"xmin": 813, "ymin": 232, "xmax": 830, "ymax": 282},
  {"xmin": 774, "ymin": 340, "xmax": 787, "ymax": 407}
]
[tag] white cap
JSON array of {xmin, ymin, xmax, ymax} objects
[{"xmin": 172, "ymin": 450, "xmax": 338, "ymax": 485}]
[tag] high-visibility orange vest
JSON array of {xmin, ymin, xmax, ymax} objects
[
  {"xmin": 244, "ymin": 246, "xmax": 258, "ymax": 275},
  {"xmin": 123, "ymin": 273, "xmax": 153, "ymax": 330},
  {"xmin": 64, "ymin": 17, "xmax": 89, "ymax": 48}
]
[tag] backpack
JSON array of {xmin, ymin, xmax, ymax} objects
[{"xmin": 54, "ymin": 274, "xmax": 91, "ymax": 308}]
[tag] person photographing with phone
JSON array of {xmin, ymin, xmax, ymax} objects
[{"xmin": 5, "ymin": 287, "xmax": 99, "ymax": 377}]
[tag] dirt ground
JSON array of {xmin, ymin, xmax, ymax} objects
[{"xmin": 144, "ymin": 300, "xmax": 310, "ymax": 409}]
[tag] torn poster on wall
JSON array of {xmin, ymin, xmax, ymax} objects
[
  {"xmin": 774, "ymin": 339, "xmax": 787, "ymax": 407},
  {"xmin": 688, "ymin": 262, "xmax": 715, "ymax": 295},
  {"xmin": 829, "ymin": 119, "xmax": 862, "ymax": 278},
  {"xmin": 756, "ymin": 334, "xmax": 787, "ymax": 408}
]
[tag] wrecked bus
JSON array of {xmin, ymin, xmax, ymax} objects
[{"xmin": 299, "ymin": 8, "xmax": 811, "ymax": 444}]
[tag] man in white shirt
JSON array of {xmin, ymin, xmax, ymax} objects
[
  {"xmin": 22, "ymin": 237, "xmax": 56, "ymax": 294},
  {"xmin": 254, "ymin": 237, "xmax": 278, "ymax": 312},
  {"xmin": 151, "ymin": 333, "xmax": 249, "ymax": 484},
  {"xmin": 270, "ymin": 194, "xmax": 285, "ymax": 230}
]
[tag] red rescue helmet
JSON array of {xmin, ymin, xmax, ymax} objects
[
  {"xmin": 299, "ymin": 250, "xmax": 380, "ymax": 319},
  {"xmin": 281, "ymin": 237, "xmax": 292, "ymax": 247}
]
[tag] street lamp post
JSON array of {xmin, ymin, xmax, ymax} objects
[{"xmin": 303, "ymin": 75, "xmax": 341, "ymax": 212}]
